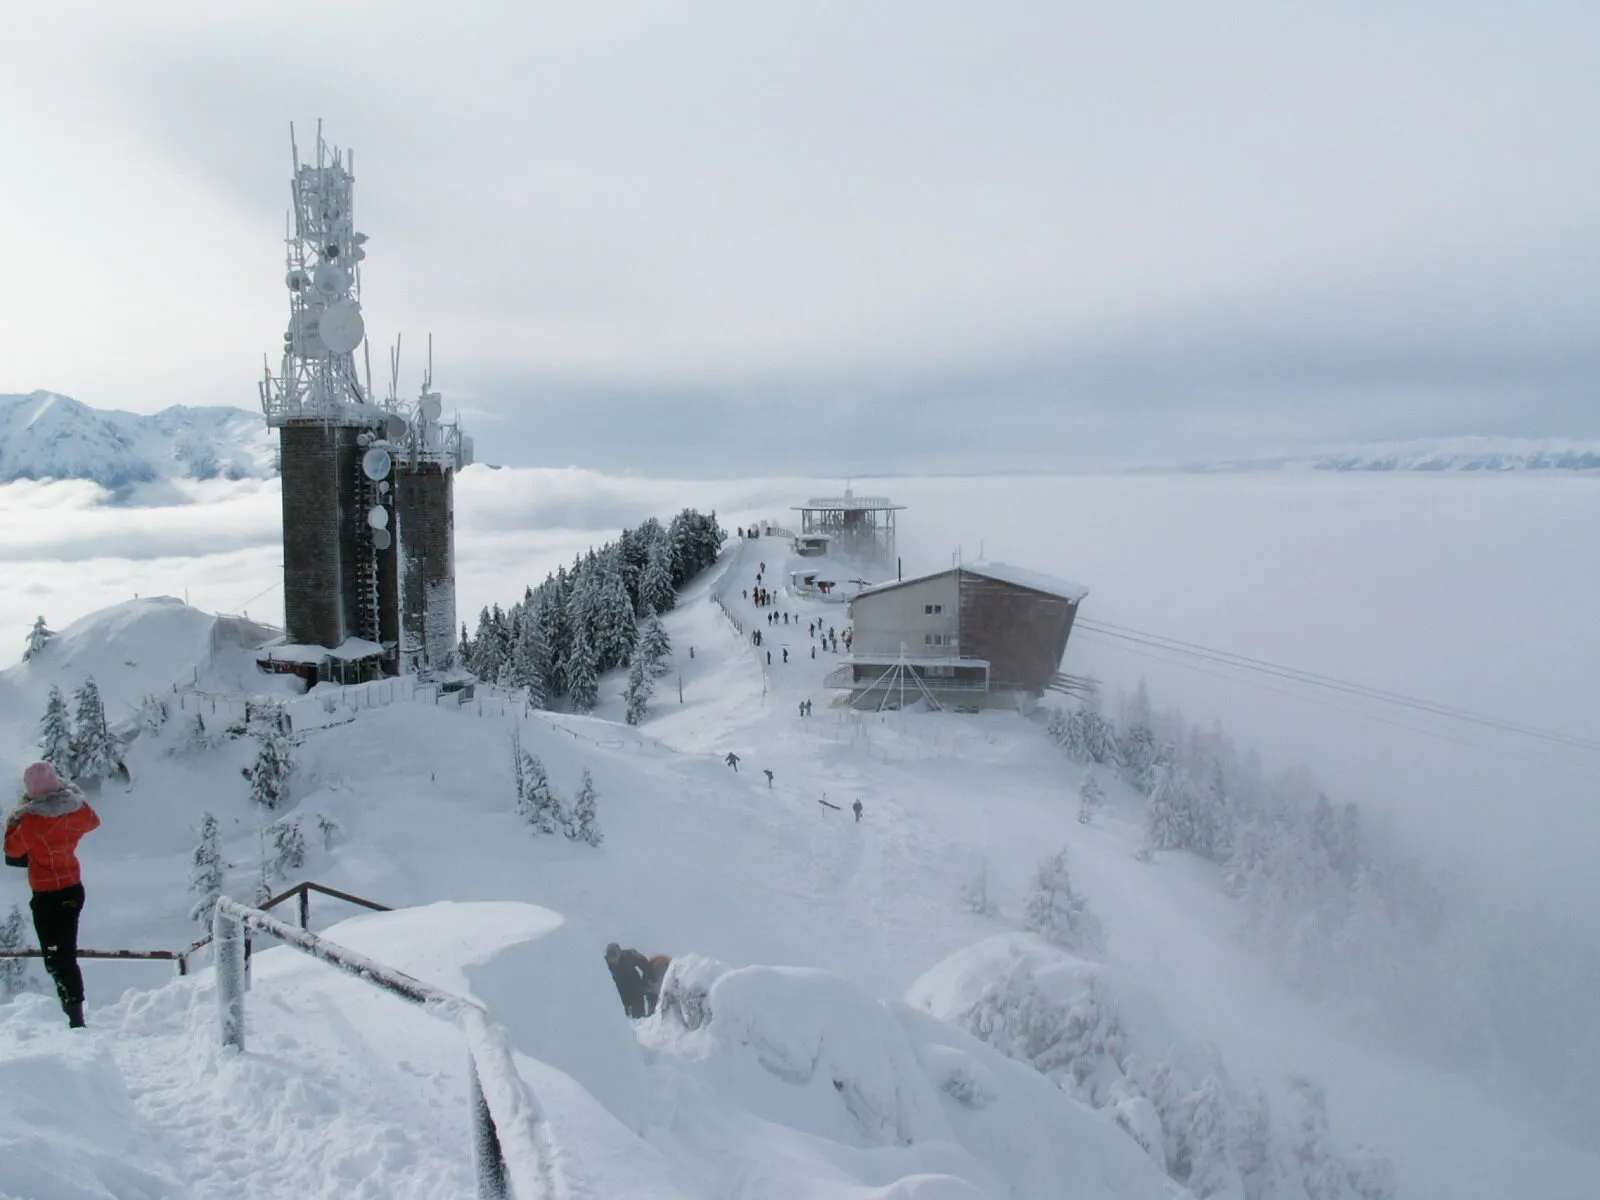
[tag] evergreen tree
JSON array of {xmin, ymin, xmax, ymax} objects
[
  {"xmin": 69, "ymin": 678, "xmax": 113, "ymax": 783},
  {"xmin": 520, "ymin": 753, "xmax": 563, "ymax": 835},
  {"xmin": 570, "ymin": 768, "xmax": 602, "ymax": 846},
  {"xmin": 639, "ymin": 609, "xmax": 672, "ymax": 675},
  {"xmin": 268, "ymin": 816, "xmax": 306, "ymax": 877},
  {"xmin": 1288, "ymin": 1074, "xmax": 1349, "ymax": 1200},
  {"xmin": 247, "ymin": 728, "xmax": 292, "ymax": 810},
  {"xmin": 1077, "ymin": 773, "xmax": 1103, "ymax": 825},
  {"xmin": 0, "ymin": 904, "xmax": 31, "ymax": 996},
  {"xmin": 641, "ymin": 538, "xmax": 677, "ymax": 614},
  {"xmin": 565, "ymin": 629, "xmax": 599, "ymax": 712},
  {"xmin": 1023, "ymin": 847, "xmax": 1106, "ymax": 955},
  {"xmin": 38, "ymin": 686, "xmax": 74, "ymax": 775},
  {"xmin": 594, "ymin": 566, "xmax": 637, "ymax": 670},
  {"xmin": 512, "ymin": 604, "xmax": 551, "ymax": 708},
  {"xmin": 1184, "ymin": 1075, "xmax": 1241, "ymax": 1199},
  {"xmin": 22, "ymin": 615, "xmax": 53, "ymax": 663},
  {"xmin": 188, "ymin": 812, "xmax": 224, "ymax": 926},
  {"xmin": 1142, "ymin": 763, "xmax": 1192, "ymax": 855},
  {"xmin": 624, "ymin": 655, "xmax": 653, "ymax": 726},
  {"xmin": 959, "ymin": 858, "xmax": 998, "ymax": 916},
  {"xmin": 1234, "ymin": 1086, "xmax": 1277, "ymax": 1200}
]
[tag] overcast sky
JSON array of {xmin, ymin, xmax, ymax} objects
[{"xmin": 2, "ymin": 2, "xmax": 1595, "ymax": 474}]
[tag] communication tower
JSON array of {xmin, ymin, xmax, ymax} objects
[{"xmin": 259, "ymin": 123, "xmax": 471, "ymax": 682}]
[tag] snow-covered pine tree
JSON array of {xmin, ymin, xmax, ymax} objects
[
  {"xmin": 23, "ymin": 615, "xmax": 53, "ymax": 663},
  {"xmin": 1287, "ymin": 1074, "xmax": 1348, "ymax": 1200},
  {"xmin": 641, "ymin": 538, "xmax": 676, "ymax": 615},
  {"xmin": 1053, "ymin": 976, "xmax": 1129, "ymax": 1104},
  {"xmin": 1184, "ymin": 1074, "xmax": 1243, "ymax": 1199},
  {"xmin": 1142, "ymin": 763, "xmax": 1193, "ymax": 855},
  {"xmin": 1022, "ymin": 846, "xmax": 1107, "ymax": 955},
  {"xmin": 624, "ymin": 655, "xmax": 653, "ymax": 726},
  {"xmin": 512, "ymin": 605, "xmax": 551, "ymax": 708},
  {"xmin": 959, "ymin": 858, "xmax": 998, "ymax": 916},
  {"xmin": 38, "ymin": 686, "xmax": 74, "ymax": 775},
  {"xmin": 511, "ymin": 729, "xmax": 528, "ymax": 815},
  {"xmin": 570, "ymin": 768, "xmax": 602, "ymax": 846},
  {"xmin": 254, "ymin": 832, "xmax": 274, "ymax": 905},
  {"xmin": 639, "ymin": 608, "xmax": 672, "ymax": 675},
  {"xmin": 69, "ymin": 678, "xmax": 113, "ymax": 784},
  {"xmin": 565, "ymin": 628, "xmax": 600, "ymax": 712},
  {"xmin": 1077, "ymin": 772, "xmax": 1103, "ymax": 824},
  {"xmin": 314, "ymin": 813, "xmax": 343, "ymax": 850},
  {"xmin": 247, "ymin": 727, "xmax": 292, "ymax": 810},
  {"xmin": 188, "ymin": 812, "xmax": 224, "ymax": 926},
  {"xmin": 1234, "ymin": 1086, "xmax": 1277, "ymax": 1200},
  {"xmin": 520, "ymin": 753, "xmax": 562, "ymax": 835},
  {"xmin": 594, "ymin": 566, "xmax": 636, "ymax": 671},
  {"xmin": 268, "ymin": 816, "xmax": 306, "ymax": 878},
  {"xmin": 0, "ymin": 904, "xmax": 31, "ymax": 996}
]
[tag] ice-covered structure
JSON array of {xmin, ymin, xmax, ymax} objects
[{"xmin": 257, "ymin": 124, "xmax": 471, "ymax": 684}]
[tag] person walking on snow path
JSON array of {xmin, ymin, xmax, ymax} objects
[
  {"xmin": 604, "ymin": 942, "xmax": 654, "ymax": 1019},
  {"xmin": 782, "ymin": 648, "xmax": 788, "ymax": 663},
  {"xmin": 853, "ymin": 799, "xmax": 863, "ymax": 823},
  {"xmin": 725, "ymin": 752, "xmax": 741, "ymax": 771},
  {"xmin": 764, "ymin": 769, "xmax": 774, "ymax": 788},
  {"xmin": 5, "ymin": 762, "xmax": 100, "ymax": 1028}
]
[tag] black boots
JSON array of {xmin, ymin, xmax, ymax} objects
[{"xmin": 65, "ymin": 1001, "xmax": 85, "ymax": 1029}]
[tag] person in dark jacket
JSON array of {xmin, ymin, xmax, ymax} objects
[
  {"xmin": 604, "ymin": 942, "xmax": 653, "ymax": 1018},
  {"xmin": 5, "ymin": 762, "xmax": 100, "ymax": 1028}
]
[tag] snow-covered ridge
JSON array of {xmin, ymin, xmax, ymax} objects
[
  {"xmin": 1159, "ymin": 436, "xmax": 1600, "ymax": 474},
  {"xmin": 0, "ymin": 390, "xmax": 275, "ymax": 494}
]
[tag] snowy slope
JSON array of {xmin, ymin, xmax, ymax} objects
[
  {"xmin": 0, "ymin": 542, "xmax": 1595, "ymax": 1198},
  {"xmin": 0, "ymin": 391, "xmax": 275, "ymax": 492}
]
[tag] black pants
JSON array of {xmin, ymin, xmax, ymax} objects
[{"xmin": 30, "ymin": 883, "xmax": 85, "ymax": 1008}]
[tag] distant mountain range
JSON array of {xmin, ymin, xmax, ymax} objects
[
  {"xmin": 0, "ymin": 391, "xmax": 276, "ymax": 492},
  {"xmin": 1157, "ymin": 436, "xmax": 1600, "ymax": 474}
]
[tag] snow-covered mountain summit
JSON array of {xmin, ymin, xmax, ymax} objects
[
  {"xmin": 1164, "ymin": 435, "xmax": 1600, "ymax": 474},
  {"xmin": 0, "ymin": 390, "xmax": 275, "ymax": 493}
]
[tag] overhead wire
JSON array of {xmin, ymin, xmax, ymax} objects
[{"xmin": 1071, "ymin": 617, "xmax": 1600, "ymax": 759}]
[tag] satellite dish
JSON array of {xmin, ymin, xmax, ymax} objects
[
  {"xmin": 353, "ymin": 231, "xmax": 369, "ymax": 244},
  {"xmin": 361, "ymin": 447, "xmax": 392, "ymax": 481},
  {"xmin": 377, "ymin": 479, "xmax": 390, "ymax": 495},
  {"xmin": 384, "ymin": 413, "xmax": 408, "ymax": 440},
  {"xmin": 458, "ymin": 435, "xmax": 474, "ymax": 467},
  {"xmin": 318, "ymin": 299, "xmax": 365, "ymax": 354},
  {"xmin": 290, "ymin": 311, "xmax": 326, "ymax": 357},
  {"xmin": 285, "ymin": 269, "xmax": 310, "ymax": 292},
  {"xmin": 324, "ymin": 242, "xmax": 341, "ymax": 260},
  {"xmin": 371, "ymin": 527, "xmax": 392, "ymax": 550},
  {"xmin": 419, "ymin": 394, "xmax": 442, "ymax": 422},
  {"xmin": 312, "ymin": 261, "xmax": 348, "ymax": 297},
  {"xmin": 367, "ymin": 505, "xmax": 389, "ymax": 530}
]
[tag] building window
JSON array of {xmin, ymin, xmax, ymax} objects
[
  {"xmin": 925, "ymin": 632, "xmax": 954, "ymax": 647},
  {"xmin": 924, "ymin": 664, "xmax": 955, "ymax": 678},
  {"xmin": 924, "ymin": 603, "xmax": 943, "ymax": 615}
]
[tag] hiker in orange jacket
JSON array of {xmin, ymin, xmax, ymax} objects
[{"xmin": 5, "ymin": 761, "xmax": 100, "ymax": 1027}]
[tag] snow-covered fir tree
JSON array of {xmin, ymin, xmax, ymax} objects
[
  {"xmin": 1183, "ymin": 1074, "xmax": 1242, "ymax": 1199},
  {"xmin": 22, "ymin": 615, "xmax": 53, "ymax": 663},
  {"xmin": 958, "ymin": 857, "xmax": 998, "ymax": 916},
  {"xmin": 1023, "ymin": 846, "xmax": 1106, "ymax": 955},
  {"xmin": 623, "ymin": 655, "xmax": 653, "ymax": 726},
  {"xmin": 38, "ymin": 686, "xmax": 74, "ymax": 775},
  {"xmin": 565, "ymin": 629, "xmax": 600, "ymax": 712},
  {"xmin": 69, "ymin": 677, "xmax": 113, "ymax": 784},
  {"xmin": 511, "ymin": 605, "xmax": 551, "ymax": 708},
  {"xmin": 0, "ymin": 904, "xmax": 31, "ymax": 996},
  {"xmin": 1142, "ymin": 763, "xmax": 1193, "ymax": 855},
  {"xmin": 187, "ymin": 812, "xmax": 224, "ymax": 926},
  {"xmin": 1077, "ymin": 772, "xmax": 1103, "ymax": 824},
  {"xmin": 594, "ymin": 564, "xmax": 637, "ymax": 670},
  {"xmin": 569, "ymin": 768, "xmax": 602, "ymax": 846},
  {"xmin": 247, "ymin": 727, "xmax": 293, "ymax": 810},
  {"xmin": 1287, "ymin": 1074, "xmax": 1348, "ymax": 1200},
  {"xmin": 520, "ymin": 753, "xmax": 563, "ymax": 835},
  {"xmin": 641, "ymin": 538, "xmax": 676, "ymax": 615},
  {"xmin": 267, "ymin": 816, "xmax": 306, "ymax": 879},
  {"xmin": 639, "ymin": 608, "xmax": 671, "ymax": 675}
]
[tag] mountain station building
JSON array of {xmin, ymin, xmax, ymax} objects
[{"xmin": 827, "ymin": 562, "xmax": 1088, "ymax": 710}]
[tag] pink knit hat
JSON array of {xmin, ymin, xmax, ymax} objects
[{"xmin": 23, "ymin": 761, "xmax": 63, "ymax": 799}]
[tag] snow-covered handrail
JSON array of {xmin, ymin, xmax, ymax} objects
[{"xmin": 212, "ymin": 897, "xmax": 572, "ymax": 1200}]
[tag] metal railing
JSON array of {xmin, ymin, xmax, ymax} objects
[
  {"xmin": 0, "ymin": 880, "xmax": 390, "ymax": 977},
  {"xmin": 212, "ymin": 897, "xmax": 570, "ymax": 1200}
]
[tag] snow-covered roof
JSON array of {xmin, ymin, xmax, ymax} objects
[
  {"xmin": 964, "ymin": 561, "xmax": 1089, "ymax": 604},
  {"xmin": 854, "ymin": 562, "xmax": 1088, "ymax": 605},
  {"xmin": 845, "ymin": 654, "xmax": 991, "ymax": 668},
  {"xmin": 260, "ymin": 637, "xmax": 389, "ymax": 664}
]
